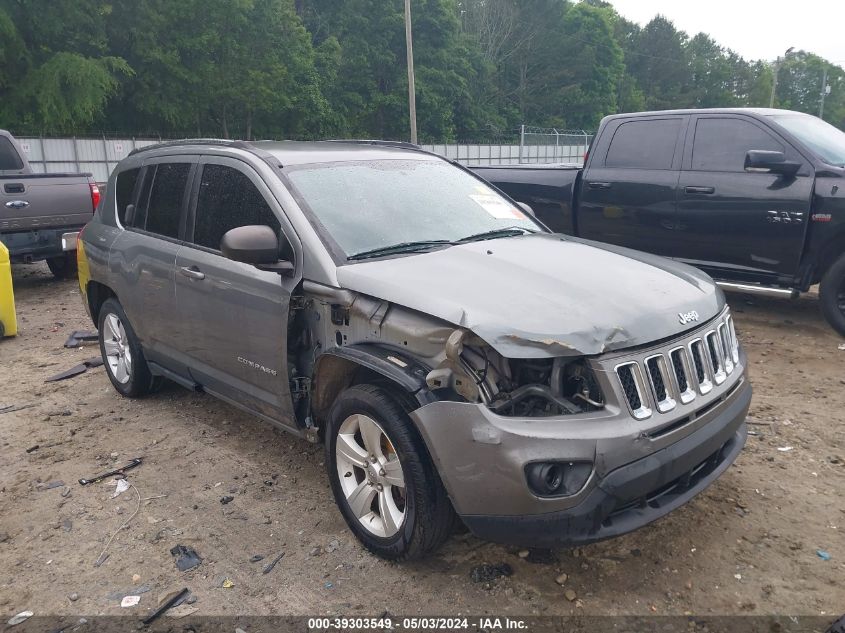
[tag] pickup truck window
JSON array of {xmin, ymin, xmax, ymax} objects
[
  {"xmin": 140, "ymin": 163, "xmax": 189, "ymax": 239},
  {"xmin": 192, "ymin": 164, "xmax": 282, "ymax": 251},
  {"xmin": 769, "ymin": 114, "xmax": 845, "ymax": 167},
  {"xmin": 0, "ymin": 136, "xmax": 24, "ymax": 171},
  {"xmin": 605, "ymin": 118, "xmax": 680, "ymax": 170},
  {"xmin": 691, "ymin": 118, "xmax": 783, "ymax": 172},
  {"xmin": 115, "ymin": 168, "xmax": 141, "ymax": 225},
  {"xmin": 285, "ymin": 159, "xmax": 538, "ymax": 258}
]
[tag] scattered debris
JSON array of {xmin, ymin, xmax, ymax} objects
[
  {"xmin": 79, "ymin": 457, "xmax": 142, "ymax": 486},
  {"xmin": 68, "ymin": 593, "xmax": 79, "ymax": 602},
  {"xmin": 564, "ymin": 589, "xmax": 577, "ymax": 602},
  {"xmin": 0, "ymin": 403, "xmax": 35, "ymax": 415},
  {"xmin": 166, "ymin": 604, "xmax": 198, "ymax": 618},
  {"xmin": 517, "ymin": 549, "xmax": 530, "ymax": 559},
  {"xmin": 64, "ymin": 330, "xmax": 99, "ymax": 349},
  {"xmin": 221, "ymin": 578, "xmax": 235, "ymax": 588},
  {"xmin": 94, "ymin": 483, "xmax": 142, "ymax": 567},
  {"xmin": 38, "ymin": 480, "xmax": 65, "ymax": 490},
  {"xmin": 470, "ymin": 563, "xmax": 513, "ymax": 583},
  {"xmin": 105, "ymin": 585, "xmax": 152, "ymax": 601},
  {"xmin": 44, "ymin": 357, "xmax": 103, "ymax": 382},
  {"xmin": 309, "ymin": 546, "xmax": 323, "ymax": 557},
  {"xmin": 25, "ymin": 445, "xmax": 39, "ymax": 453},
  {"xmin": 250, "ymin": 554, "xmax": 265, "ymax": 563},
  {"xmin": 120, "ymin": 595, "xmax": 141, "ymax": 608},
  {"xmin": 817, "ymin": 549, "xmax": 832, "ymax": 561},
  {"xmin": 777, "ymin": 446, "xmax": 794, "ymax": 453},
  {"xmin": 325, "ymin": 581, "xmax": 334, "ymax": 589},
  {"xmin": 7, "ymin": 611, "xmax": 33, "ymax": 626},
  {"xmin": 555, "ymin": 573, "xmax": 568, "ymax": 586},
  {"xmin": 142, "ymin": 587, "xmax": 189, "ymax": 625},
  {"xmin": 838, "ymin": 343, "xmax": 845, "ymax": 351},
  {"xmin": 170, "ymin": 545, "xmax": 202, "ymax": 571},
  {"xmin": 261, "ymin": 551, "xmax": 286, "ymax": 575},
  {"xmin": 110, "ymin": 478, "xmax": 131, "ymax": 498},
  {"xmin": 220, "ymin": 495, "xmax": 234, "ymax": 504}
]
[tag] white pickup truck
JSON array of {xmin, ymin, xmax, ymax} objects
[{"xmin": 0, "ymin": 129, "xmax": 100, "ymax": 278}]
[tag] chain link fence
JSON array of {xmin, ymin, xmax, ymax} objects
[{"xmin": 12, "ymin": 126, "xmax": 595, "ymax": 182}]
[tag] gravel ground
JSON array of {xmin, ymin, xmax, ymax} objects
[{"xmin": 1, "ymin": 262, "xmax": 844, "ymax": 621}]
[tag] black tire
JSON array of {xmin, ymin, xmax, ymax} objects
[
  {"xmin": 46, "ymin": 253, "xmax": 78, "ymax": 280},
  {"xmin": 826, "ymin": 614, "xmax": 845, "ymax": 633},
  {"xmin": 325, "ymin": 384, "xmax": 454, "ymax": 560},
  {"xmin": 97, "ymin": 298, "xmax": 157, "ymax": 397},
  {"xmin": 820, "ymin": 254, "xmax": 845, "ymax": 337}
]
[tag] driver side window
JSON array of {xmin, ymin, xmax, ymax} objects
[{"xmin": 192, "ymin": 164, "xmax": 288, "ymax": 257}]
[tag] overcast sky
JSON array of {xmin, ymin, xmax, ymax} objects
[{"xmin": 608, "ymin": 0, "xmax": 845, "ymax": 67}]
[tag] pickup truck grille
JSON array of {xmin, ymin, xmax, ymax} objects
[{"xmin": 614, "ymin": 312, "xmax": 739, "ymax": 420}]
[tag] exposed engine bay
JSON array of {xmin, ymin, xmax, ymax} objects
[{"xmin": 426, "ymin": 330, "xmax": 604, "ymax": 417}]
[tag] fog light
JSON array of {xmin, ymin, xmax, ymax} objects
[{"xmin": 525, "ymin": 461, "xmax": 592, "ymax": 498}]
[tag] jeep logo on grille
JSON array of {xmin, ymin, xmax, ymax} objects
[{"xmin": 678, "ymin": 310, "xmax": 699, "ymax": 325}]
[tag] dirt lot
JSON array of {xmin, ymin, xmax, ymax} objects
[{"xmin": 1, "ymin": 262, "xmax": 844, "ymax": 621}]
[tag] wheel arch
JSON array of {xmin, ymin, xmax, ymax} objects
[
  {"xmin": 310, "ymin": 344, "xmax": 436, "ymax": 427},
  {"xmin": 812, "ymin": 231, "xmax": 845, "ymax": 284},
  {"xmin": 86, "ymin": 280, "xmax": 119, "ymax": 326}
]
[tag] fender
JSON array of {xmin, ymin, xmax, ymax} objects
[{"xmin": 316, "ymin": 344, "xmax": 437, "ymax": 408}]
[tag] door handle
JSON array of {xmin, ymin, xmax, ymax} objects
[
  {"xmin": 588, "ymin": 181, "xmax": 611, "ymax": 190},
  {"xmin": 5, "ymin": 200, "xmax": 29, "ymax": 209},
  {"xmin": 179, "ymin": 266, "xmax": 205, "ymax": 280},
  {"xmin": 684, "ymin": 186, "xmax": 715, "ymax": 195}
]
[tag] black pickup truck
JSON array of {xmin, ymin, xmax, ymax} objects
[{"xmin": 473, "ymin": 108, "xmax": 845, "ymax": 336}]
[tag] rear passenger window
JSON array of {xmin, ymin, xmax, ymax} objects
[
  {"xmin": 115, "ymin": 168, "xmax": 140, "ymax": 225},
  {"xmin": 605, "ymin": 119, "xmax": 681, "ymax": 170},
  {"xmin": 140, "ymin": 163, "xmax": 190, "ymax": 238},
  {"xmin": 0, "ymin": 136, "xmax": 24, "ymax": 171},
  {"xmin": 192, "ymin": 164, "xmax": 282, "ymax": 252},
  {"xmin": 691, "ymin": 118, "xmax": 784, "ymax": 172}
]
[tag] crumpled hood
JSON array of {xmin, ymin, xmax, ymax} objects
[{"xmin": 336, "ymin": 234, "xmax": 725, "ymax": 358}]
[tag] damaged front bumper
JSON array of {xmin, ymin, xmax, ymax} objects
[{"xmin": 409, "ymin": 342, "xmax": 750, "ymax": 548}]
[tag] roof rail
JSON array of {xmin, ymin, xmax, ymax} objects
[
  {"xmin": 128, "ymin": 138, "xmax": 252, "ymax": 157},
  {"xmin": 325, "ymin": 139, "xmax": 422, "ymax": 151}
]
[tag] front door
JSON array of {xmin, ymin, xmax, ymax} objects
[
  {"xmin": 675, "ymin": 115, "xmax": 813, "ymax": 281},
  {"xmin": 174, "ymin": 157, "xmax": 301, "ymax": 426}
]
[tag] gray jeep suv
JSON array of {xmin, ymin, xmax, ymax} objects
[{"xmin": 78, "ymin": 139, "xmax": 751, "ymax": 560}]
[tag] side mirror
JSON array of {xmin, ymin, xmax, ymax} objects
[
  {"xmin": 744, "ymin": 150, "xmax": 800, "ymax": 176},
  {"xmin": 220, "ymin": 225, "xmax": 293, "ymax": 274},
  {"xmin": 516, "ymin": 201, "xmax": 535, "ymax": 218}
]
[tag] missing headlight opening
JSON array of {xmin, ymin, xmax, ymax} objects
[{"xmin": 427, "ymin": 330, "xmax": 605, "ymax": 417}]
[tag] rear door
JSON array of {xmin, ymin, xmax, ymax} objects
[
  {"xmin": 676, "ymin": 115, "xmax": 813, "ymax": 280},
  {"xmin": 577, "ymin": 116, "xmax": 686, "ymax": 255},
  {"xmin": 111, "ymin": 157, "xmax": 195, "ymax": 373},
  {"xmin": 175, "ymin": 157, "xmax": 301, "ymax": 426}
]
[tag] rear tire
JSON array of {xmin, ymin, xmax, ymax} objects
[
  {"xmin": 325, "ymin": 384, "xmax": 454, "ymax": 560},
  {"xmin": 98, "ymin": 298, "xmax": 157, "ymax": 397},
  {"xmin": 46, "ymin": 253, "xmax": 78, "ymax": 280},
  {"xmin": 820, "ymin": 254, "xmax": 845, "ymax": 337}
]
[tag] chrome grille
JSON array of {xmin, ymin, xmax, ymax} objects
[{"xmin": 615, "ymin": 311, "xmax": 739, "ymax": 420}]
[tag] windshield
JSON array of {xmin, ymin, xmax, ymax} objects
[
  {"xmin": 284, "ymin": 159, "xmax": 542, "ymax": 258},
  {"xmin": 769, "ymin": 114, "xmax": 845, "ymax": 167}
]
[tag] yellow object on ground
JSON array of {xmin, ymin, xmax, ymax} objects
[{"xmin": 0, "ymin": 240, "xmax": 18, "ymax": 337}]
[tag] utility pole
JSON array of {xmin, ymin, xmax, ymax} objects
[
  {"xmin": 819, "ymin": 68, "xmax": 830, "ymax": 118},
  {"xmin": 404, "ymin": 0, "xmax": 418, "ymax": 144},
  {"xmin": 769, "ymin": 46, "xmax": 795, "ymax": 108}
]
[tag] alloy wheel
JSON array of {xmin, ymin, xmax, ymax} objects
[{"xmin": 103, "ymin": 313, "xmax": 132, "ymax": 384}]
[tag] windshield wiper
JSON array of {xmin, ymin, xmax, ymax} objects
[
  {"xmin": 347, "ymin": 240, "xmax": 452, "ymax": 261},
  {"xmin": 456, "ymin": 226, "xmax": 540, "ymax": 244}
]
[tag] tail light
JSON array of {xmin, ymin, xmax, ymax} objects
[{"xmin": 89, "ymin": 182, "xmax": 101, "ymax": 212}]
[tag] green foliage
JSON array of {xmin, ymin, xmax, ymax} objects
[{"xmin": 0, "ymin": 0, "xmax": 842, "ymax": 137}]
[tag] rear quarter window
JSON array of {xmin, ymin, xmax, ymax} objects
[
  {"xmin": 115, "ymin": 167, "xmax": 141, "ymax": 225},
  {"xmin": 605, "ymin": 118, "xmax": 681, "ymax": 170},
  {"xmin": 0, "ymin": 136, "xmax": 24, "ymax": 171}
]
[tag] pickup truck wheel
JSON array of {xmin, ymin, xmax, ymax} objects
[
  {"xmin": 98, "ymin": 298, "xmax": 157, "ymax": 397},
  {"xmin": 325, "ymin": 384, "xmax": 454, "ymax": 560},
  {"xmin": 46, "ymin": 253, "xmax": 78, "ymax": 280},
  {"xmin": 820, "ymin": 254, "xmax": 845, "ymax": 337}
]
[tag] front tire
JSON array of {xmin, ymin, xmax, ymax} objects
[
  {"xmin": 820, "ymin": 254, "xmax": 845, "ymax": 337},
  {"xmin": 46, "ymin": 253, "xmax": 78, "ymax": 279},
  {"xmin": 98, "ymin": 298, "xmax": 157, "ymax": 397},
  {"xmin": 325, "ymin": 384, "xmax": 454, "ymax": 560}
]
